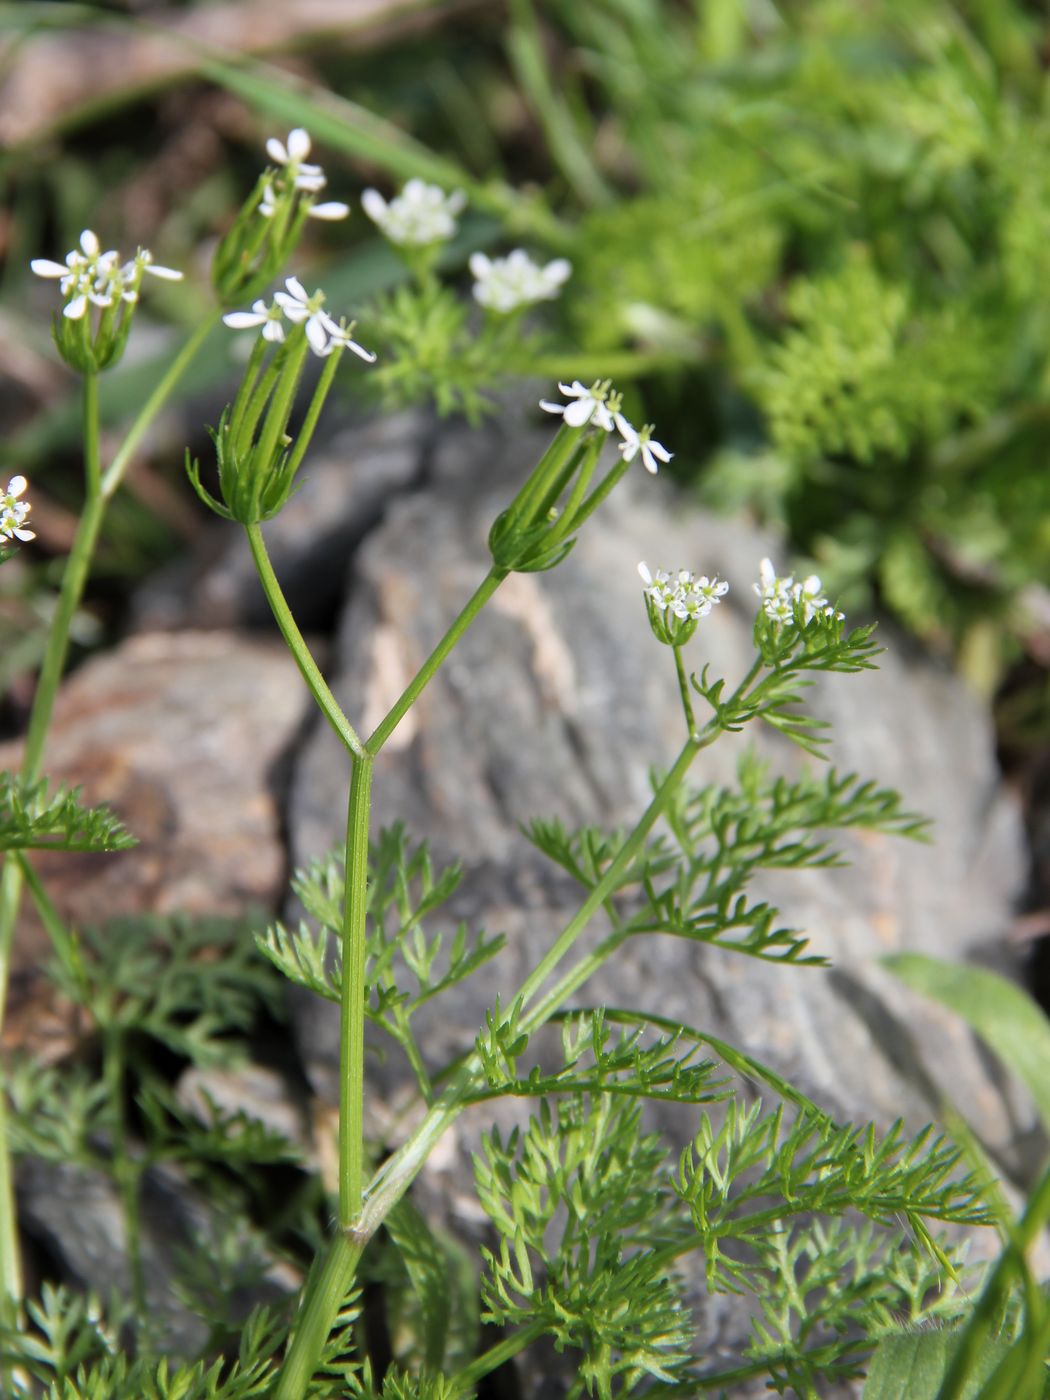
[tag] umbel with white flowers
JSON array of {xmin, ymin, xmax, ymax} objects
[{"xmin": 0, "ymin": 117, "xmax": 1014, "ymax": 1400}]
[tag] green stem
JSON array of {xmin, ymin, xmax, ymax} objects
[
  {"xmin": 673, "ymin": 646, "xmax": 697, "ymax": 738},
  {"xmin": 366, "ymin": 567, "xmax": 507, "ymax": 754},
  {"xmin": 339, "ymin": 758, "xmax": 373, "ymax": 1227},
  {"xmin": 274, "ymin": 726, "xmax": 705, "ymax": 1395},
  {"xmin": 245, "ymin": 523, "xmax": 366, "ymax": 761},
  {"xmin": 102, "ymin": 1026, "xmax": 146, "ymax": 1323},
  {"xmin": 283, "ymin": 348, "xmax": 341, "ymax": 480},
  {"xmin": 451, "ymin": 1320, "xmax": 549, "ymax": 1393},
  {"xmin": 272, "ymin": 1231, "xmax": 366, "ymax": 1400},
  {"xmin": 101, "ymin": 312, "xmax": 220, "ymax": 499}
]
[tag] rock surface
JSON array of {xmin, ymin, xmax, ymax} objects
[
  {"xmin": 286, "ymin": 413, "xmax": 1034, "ymax": 1387},
  {"xmin": 2, "ymin": 630, "xmax": 307, "ymax": 1062}
]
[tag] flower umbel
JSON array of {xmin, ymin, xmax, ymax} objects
[
  {"xmin": 639, "ymin": 562, "xmax": 727, "ymax": 645},
  {"xmin": 0, "ymin": 475, "xmax": 34, "ymax": 544},
  {"xmin": 754, "ymin": 557, "xmax": 843, "ymax": 626},
  {"xmin": 31, "ymin": 230, "xmax": 182, "ymax": 371},
  {"xmin": 361, "ymin": 180, "xmax": 466, "ymax": 246},
  {"xmin": 470, "ymin": 250, "xmax": 572, "ymax": 313}
]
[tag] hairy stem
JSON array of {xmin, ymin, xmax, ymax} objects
[{"xmin": 245, "ymin": 523, "xmax": 366, "ymax": 761}]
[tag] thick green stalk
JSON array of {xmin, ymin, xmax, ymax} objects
[
  {"xmin": 339, "ymin": 757, "xmax": 373, "ymax": 1227},
  {"xmin": 101, "ymin": 312, "xmax": 220, "ymax": 500},
  {"xmin": 275, "ymin": 732, "xmax": 708, "ymax": 1396},
  {"xmin": 271, "ymin": 1231, "xmax": 366, "ymax": 1400},
  {"xmin": 245, "ymin": 523, "xmax": 366, "ymax": 761},
  {"xmin": 366, "ymin": 566, "xmax": 506, "ymax": 754}
]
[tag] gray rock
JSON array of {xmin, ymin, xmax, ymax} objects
[
  {"xmin": 131, "ymin": 411, "xmax": 426, "ymax": 633},
  {"xmin": 286, "ymin": 413, "xmax": 1033, "ymax": 1390}
]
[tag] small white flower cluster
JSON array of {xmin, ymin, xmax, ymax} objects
[
  {"xmin": 261, "ymin": 128, "xmax": 349, "ymax": 222},
  {"xmin": 469, "ymin": 249, "xmax": 571, "ymax": 313},
  {"xmin": 361, "ymin": 179, "xmax": 466, "ymax": 246},
  {"xmin": 539, "ymin": 381, "xmax": 673, "ymax": 475},
  {"xmin": 223, "ymin": 277, "xmax": 376, "ymax": 362},
  {"xmin": 638, "ymin": 562, "xmax": 728, "ymax": 621},
  {"xmin": 754, "ymin": 557, "xmax": 844, "ymax": 625},
  {"xmin": 0, "ymin": 475, "xmax": 34, "ymax": 544},
  {"xmin": 30, "ymin": 230, "xmax": 182, "ymax": 321}
]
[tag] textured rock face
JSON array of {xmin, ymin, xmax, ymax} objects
[
  {"xmin": 289, "ymin": 417, "xmax": 1030, "ymax": 1161},
  {"xmin": 1, "ymin": 630, "xmax": 307, "ymax": 1062}
]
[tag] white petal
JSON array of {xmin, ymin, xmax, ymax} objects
[
  {"xmin": 307, "ymin": 201, "xmax": 350, "ymax": 221},
  {"xmin": 266, "ymin": 137, "xmax": 289, "ymax": 164},
  {"xmin": 63, "ymin": 294, "xmax": 88, "ymax": 320},
  {"xmin": 317, "ymin": 309, "xmax": 342, "ymax": 337},
  {"xmin": 469, "ymin": 252, "xmax": 491, "ymax": 279},
  {"xmin": 538, "ymin": 400, "xmax": 566, "ymax": 416},
  {"xmin": 618, "ymin": 438, "xmax": 639, "ymax": 462},
  {"xmin": 284, "ymin": 276, "xmax": 309, "ymax": 303},
  {"xmin": 305, "ymin": 316, "xmax": 329, "ymax": 355},
  {"xmin": 30, "ymin": 259, "xmax": 69, "ymax": 278},
  {"xmin": 262, "ymin": 319, "xmax": 285, "ymax": 343},
  {"xmin": 640, "ymin": 445, "xmax": 661, "ymax": 474},
  {"xmin": 544, "ymin": 258, "xmax": 572, "ymax": 285},
  {"xmin": 447, "ymin": 190, "xmax": 467, "ymax": 214},
  {"xmin": 287, "ymin": 128, "xmax": 312, "ymax": 161},
  {"xmin": 559, "ymin": 380, "xmax": 587, "ymax": 397},
  {"xmin": 79, "ymin": 230, "xmax": 99, "ymax": 257},
  {"xmin": 614, "ymin": 412, "xmax": 637, "ymax": 444},
  {"xmin": 563, "ymin": 398, "xmax": 595, "ymax": 427},
  {"xmin": 647, "ymin": 439, "xmax": 672, "ymax": 464},
  {"xmin": 250, "ymin": 299, "xmax": 270, "ymax": 315},
  {"xmin": 274, "ymin": 294, "xmax": 308, "ymax": 322},
  {"xmin": 12, "ymin": 527, "xmax": 35, "ymax": 542},
  {"xmin": 345, "ymin": 338, "xmax": 377, "ymax": 363},
  {"xmin": 637, "ymin": 561, "xmax": 653, "ymax": 585},
  {"xmin": 361, "ymin": 189, "xmax": 388, "ymax": 222},
  {"xmin": 7, "ymin": 476, "xmax": 27, "ymax": 498},
  {"xmin": 222, "ymin": 310, "xmax": 267, "ymax": 329},
  {"xmin": 143, "ymin": 262, "xmax": 183, "ymax": 280},
  {"xmin": 592, "ymin": 403, "xmax": 615, "ymax": 432}
]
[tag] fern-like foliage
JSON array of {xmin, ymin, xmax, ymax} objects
[
  {"xmin": 47, "ymin": 914, "xmax": 283, "ymax": 1065},
  {"xmin": 676, "ymin": 1099, "xmax": 991, "ymax": 1294},
  {"xmin": 0, "ymin": 772, "xmax": 135, "ymax": 853},
  {"xmin": 258, "ymin": 824, "xmax": 504, "ymax": 1088},
  {"xmin": 472, "ymin": 1006, "xmax": 729, "ymax": 1107},
  {"xmin": 475, "ymin": 1093, "xmax": 695, "ymax": 1399},
  {"xmin": 528, "ymin": 752, "xmax": 924, "ymax": 966}
]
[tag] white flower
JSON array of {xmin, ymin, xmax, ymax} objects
[
  {"xmin": 638, "ymin": 561, "xmax": 677, "ymax": 610},
  {"xmin": 753, "ymin": 557, "xmax": 842, "ymax": 625},
  {"xmin": 754, "ymin": 557, "xmax": 794, "ymax": 623},
  {"xmin": 639, "ymin": 561, "xmax": 727, "ymax": 625},
  {"xmin": 0, "ymin": 475, "xmax": 35, "ymax": 543},
  {"xmin": 265, "ymin": 128, "xmax": 326, "ymax": 193},
  {"xmin": 614, "ymin": 414, "xmax": 672, "ymax": 475},
  {"xmin": 223, "ymin": 298, "xmax": 287, "ymax": 343},
  {"xmin": 539, "ymin": 380, "xmax": 617, "ymax": 430},
  {"xmin": 319, "ymin": 319, "xmax": 377, "ymax": 363},
  {"xmin": 793, "ymin": 572, "xmax": 844, "ymax": 623},
  {"xmin": 672, "ymin": 574, "xmax": 729, "ymax": 620},
  {"xmin": 259, "ymin": 178, "xmax": 349, "ymax": 222},
  {"xmin": 361, "ymin": 179, "xmax": 466, "ymax": 246},
  {"xmin": 273, "ymin": 276, "xmax": 343, "ymax": 355},
  {"xmin": 469, "ymin": 249, "xmax": 572, "ymax": 313},
  {"xmin": 31, "ymin": 231, "xmax": 180, "ymax": 321},
  {"xmin": 126, "ymin": 248, "xmax": 183, "ymax": 282}
]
